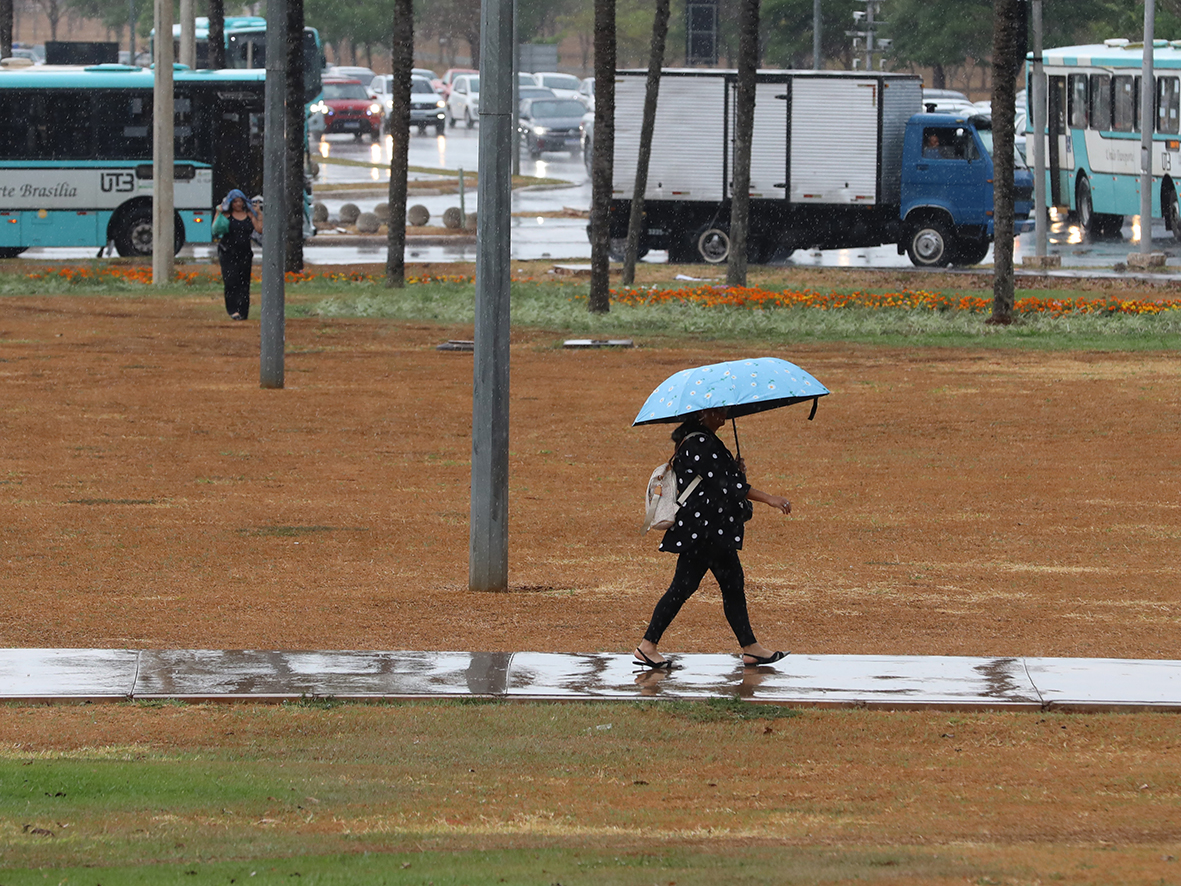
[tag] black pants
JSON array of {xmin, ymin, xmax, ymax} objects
[
  {"xmin": 643, "ymin": 545, "xmax": 757, "ymax": 648},
  {"xmin": 219, "ymin": 245, "xmax": 253, "ymax": 319}
]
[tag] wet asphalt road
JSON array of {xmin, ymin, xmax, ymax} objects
[{"xmin": 18, "ymin": 125, "xmax": 1181, "ymax": 272}]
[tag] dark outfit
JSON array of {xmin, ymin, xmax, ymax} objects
[
  {"xmin": 218, "ymin": 214, "xmax": 255, "ymax": 319},
  {"xmin": 643, "ymin": 425, "xmax": 757, "ymax": 648}
]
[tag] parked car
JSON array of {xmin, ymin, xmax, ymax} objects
[
  {"xmin": 577, "ymin": 76, "xmax": 595, "ymax": 109},
  {"xmin": 327, "ymin": 65, "xmax": 377, "ymax": 91},
  {"xmin": 447, "ymin": 73, "xmax": 480, "ymax": 128},
  {"xmin": 311, "ymin": 77, "xmax": 383, "ymax": 140},
  {"xmin": 518, "ymin": 97, "xmax": 585, "ymax": 158},
  {"xmin": 531, "ymin": 71, "xmax": 581, "ymax": 100},
  {"xmin": 438, "ymin": 67, "xmax": 477, "ymax": 99}
]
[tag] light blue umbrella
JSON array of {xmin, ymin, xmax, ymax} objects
[{"xmin": 633, "ymin": 357, "xmax": 829, "ymax": 455}]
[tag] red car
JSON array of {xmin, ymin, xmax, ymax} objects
[{"xmin": 314, "ymin": 77, "xmax": 383, "ymax": 140}]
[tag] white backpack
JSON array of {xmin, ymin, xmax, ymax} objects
[{"xmin": 642, "ymin": 433, "xmax": 705, "ymax": 534}]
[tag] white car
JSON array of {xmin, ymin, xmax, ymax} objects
[
  {"xmin": 448, "ymin": 73, "xmax": 480, "ymax": 128},
  {"xmin": 532, "ymin": 72, "xmax": 581, "ymax": 100}
]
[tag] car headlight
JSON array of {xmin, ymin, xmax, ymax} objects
[
  {"xmin": 436, "ymin": 100, "xmax": 445, "ymax": 109},
  {"xmin": 368, "ymin": 103, "xmax": 382, "ymax": 116},
  {"xmin": 309, "ymin": 101, "xmax": 329, "ymax": 115},
  {"xmin": 533, "ymin": 125, "xmax": 548, "ymax": 136}
]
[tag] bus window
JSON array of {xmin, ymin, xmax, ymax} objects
[
  {"xmin": 91, "ymin": 90, "xmax": 152, "ymax": 160},
  {"xmin": 29, "ymin": 92, "xmax": 93, "ymax": 159},
  {"xmin": 1113, "ymin": 75, "xmax": 1138, "ymax": 132},
  {"xmin": 1089, "ymin": 74, "xmax": 1111, "ymax": 130},
  {"xmin": 0, "ymin": 91, "xmax": 32, "ymax": 156},
  {"xmin": 1158, "ymin": 76, "xmax": 1180, "ymax": 134},
  {"xmin": 1068, "ymin": 74, "xmax": 1088, "ymax": 128}
]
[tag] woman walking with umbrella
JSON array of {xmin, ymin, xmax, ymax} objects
[{"xmin": 631, "ymin": 358, "xmax": 828, "ymax": 670}]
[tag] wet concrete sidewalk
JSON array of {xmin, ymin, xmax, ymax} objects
[{"xmin": 2, "ymin": 650, "xmax": 1179, "ymax": 711}]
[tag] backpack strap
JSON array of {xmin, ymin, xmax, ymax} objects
[{"xmin": 676, "ymin": 474, "xmax": 702, "ymax": 505}]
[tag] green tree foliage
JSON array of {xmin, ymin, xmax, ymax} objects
[{"xmin": 761, "ymin": 0, "xmax": 860, "ymax": 68}]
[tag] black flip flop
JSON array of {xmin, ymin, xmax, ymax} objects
[
  {"xmin": 742, "ymin": 650, "xmax": 789, "ymax": 666},
  {"xmin": 634, "ymin": 647, "xmax": 672, "ymax": 670}
]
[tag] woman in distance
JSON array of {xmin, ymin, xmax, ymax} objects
[{"xmin": 211, "ymin": 189, "xmax": 263, "ymax": 321}]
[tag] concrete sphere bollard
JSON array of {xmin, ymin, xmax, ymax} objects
[
  {"xmin": 407, "ymin": 204, "xmax": 430, "ymax": 226},
  {"xmin": 374, "ymin": 202, "xmax": 390, "ymax": 222},
  {"xmin": 355, "ymin": 211, "xmax": 381, "ymax": 234},
  {"xmin": 442, "ymin": 207, "xmax": 463, "ymax": 229},
  {"xmin": 312, "ymin": 202, "xmax": 328, "ymax": 223},
  {"xmin": 463, "ymin": 211, "xmax": 477, "ymax": 232},
  {"xmin": 339, "ymin": 203, "xmax": 361, "ymax": 225}
]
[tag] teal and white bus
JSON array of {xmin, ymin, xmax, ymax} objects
[
  {"xmin": 0, "ymin": 64, "xmax": 269, "ymax": 257},
  {"xmin": 1037, "ymin": 39, "xmax": 1181, "ymax": 239}
]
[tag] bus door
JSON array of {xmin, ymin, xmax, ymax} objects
[
  {"xmin": 1047, "ymin": 75, "xmax": 1069, "ymax": 207},
  {"xmin": 209, "ymin": 87, "xmax": 266, "ymax": 200}
]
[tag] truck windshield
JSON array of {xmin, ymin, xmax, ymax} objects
[{"xmin": 974, "ymin": 129, "xmax": 1028, "ymax": 168}]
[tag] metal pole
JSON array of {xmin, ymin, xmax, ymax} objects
[
  {"xmin": 1140, "ymin": 0, "xmax": 1156, "ymax": 254},
  {"xmin": 151, "ymin": 0, "xmax": 174, "ymax": 285},
  {"xmin": 129, "ymin": 0, "xmax": 136, "ymax": 63},
  {"xmin": 178, "ymin": 0, "xmax": 195, "ymax": 68},
  {"xmin": 260, "ymin": 2, "xmax": 287, "ymax": 389},
  {"xmin": 812, "ymin": 0, "xmax": 821, "ymax": 70},
  {"xmin": 1032, "ymin": 0, "xmax": 1047, "ymax": 257},
  {"xmin": 469, "ymin": 0, "xmax": 513, "ymax": 592},
  {"xmin": 512, "ymin": 0, "xmax": 520, "ymax": 175}
]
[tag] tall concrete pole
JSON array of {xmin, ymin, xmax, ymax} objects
[
  {"xmin": 1031, "ymin": 0, "xmax": 1047, "ymax": 257},
  {"xmin": 179, "ymin": 0, "xmax": 196, "ymax": 68},
  {"xmin": 1140, "ymin": 0, "xmax": 1156, "ymax": 255},
  {"xmin": 151, "ymin": 0, "xmax": 175, "ymax": 285},
  {"xmin": 260, "ymin": 3, "xmax": 287, "ymax": 389},
  {"xmin": 469, "ymin": 0, "xmax": 513, "ymax": 592}
]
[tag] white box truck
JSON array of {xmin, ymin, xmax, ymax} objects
[{"xmin": 605, "ymin": 68, "xmax": 1030, "ymax": 266}]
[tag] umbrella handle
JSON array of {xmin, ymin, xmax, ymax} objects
[{"xmin": 731, "ymin": 417, "xmax": 741, "ymax": 464}]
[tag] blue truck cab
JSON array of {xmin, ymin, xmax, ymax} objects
[{"xmin": 899, "ymin": 112, "xmax": 1034, "ymax": 267}]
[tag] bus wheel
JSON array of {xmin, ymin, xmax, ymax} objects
[
  {"xmin": 1076, "ymin": 177, "xmax": 1096, "ymax": 236},
  {"xmin": 0, "ymin": 247, "xmax": 28, "ymax": 258},
  {"xmin": 695, "ymin": 226, "xmax": 731, "ymax": 263},
  {"xmin": 113, "ymin": 206, "xmax": 155, "ymax": 257},
  {"xmin": 113, "ymin": 206, "xmax": 185, "ymax": 257},
  {"xmin": 906, "ymin": 219, "xmax": 954, "ymax": 267}
]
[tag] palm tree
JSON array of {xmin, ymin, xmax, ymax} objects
[
  {"xmin": 726, "ymin": 0, "xmax": 760, "ymax": 287},
  {"xmin": 989, "ymin": 0, "xmax": 1021, "ymax": 325},
  {"xmin": 587, "ymin": 0, "xmax": 616, "ymax": 313},
  {"xmin": 386, "ymin": 0, "xmax": 415, "ymax": 288}
]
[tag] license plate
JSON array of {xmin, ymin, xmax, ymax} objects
[{"xmin": 342, "ymin": 121, "xmax": 361, "ymax": 129}]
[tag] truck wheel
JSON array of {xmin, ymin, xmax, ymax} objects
[
  {"xmin": 1169, "ymin": 190, "xmax": 1181, "ymax": 244},
  {"xmin": 0, "ymin": 247, "xmax": 28, "ymax": 258},
  {"xmin": 696, "ymin": 226, "xmax": 730, "ymax": 263},
  {"xmin": 906, "ymin": 220, "xmax": 954, "ymax": 268},
  {"xmin": 607, "ymin": 237, "xmax": 649, "ymax": 263},
  {"xmin": 953, "ymin": 238, "xmax": 990, "ymax": 267}
]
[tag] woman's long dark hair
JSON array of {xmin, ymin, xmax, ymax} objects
[{"xmin": 671, "ymin": 417, "xmax": 710, "ymax": 445}]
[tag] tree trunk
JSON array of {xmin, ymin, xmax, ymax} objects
[
  {"xmin": 207, "ymin": 0, "xmax": 225, "ymax": 69},
  {"xmin": 989, "ymin": 0, "xmax": 1020, "ymax": 325},
  {"xmin": 386, "ymin": 0, "xmax": 414, "ymax": 288},
  {"xmin": 621, "ymin": 0, "xmax": 670, "ymax": 286},
  {"xmin": 931, "ymin": 62, "xmax": 945, "ymax": 90},
  {"xmin": 587, "ymin": 0, "xmax": 615, "ymax": 313},
  {"xmin": 0, "ymin": 0, "xmax": 12, "ymax": 60},
  {"xmin": 285, "ymin": 0, "xmax": 306, "ymax": 273},
  {"xmin": 726, "ymin": 0, "xmax": 759, "ymax": 286}
]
